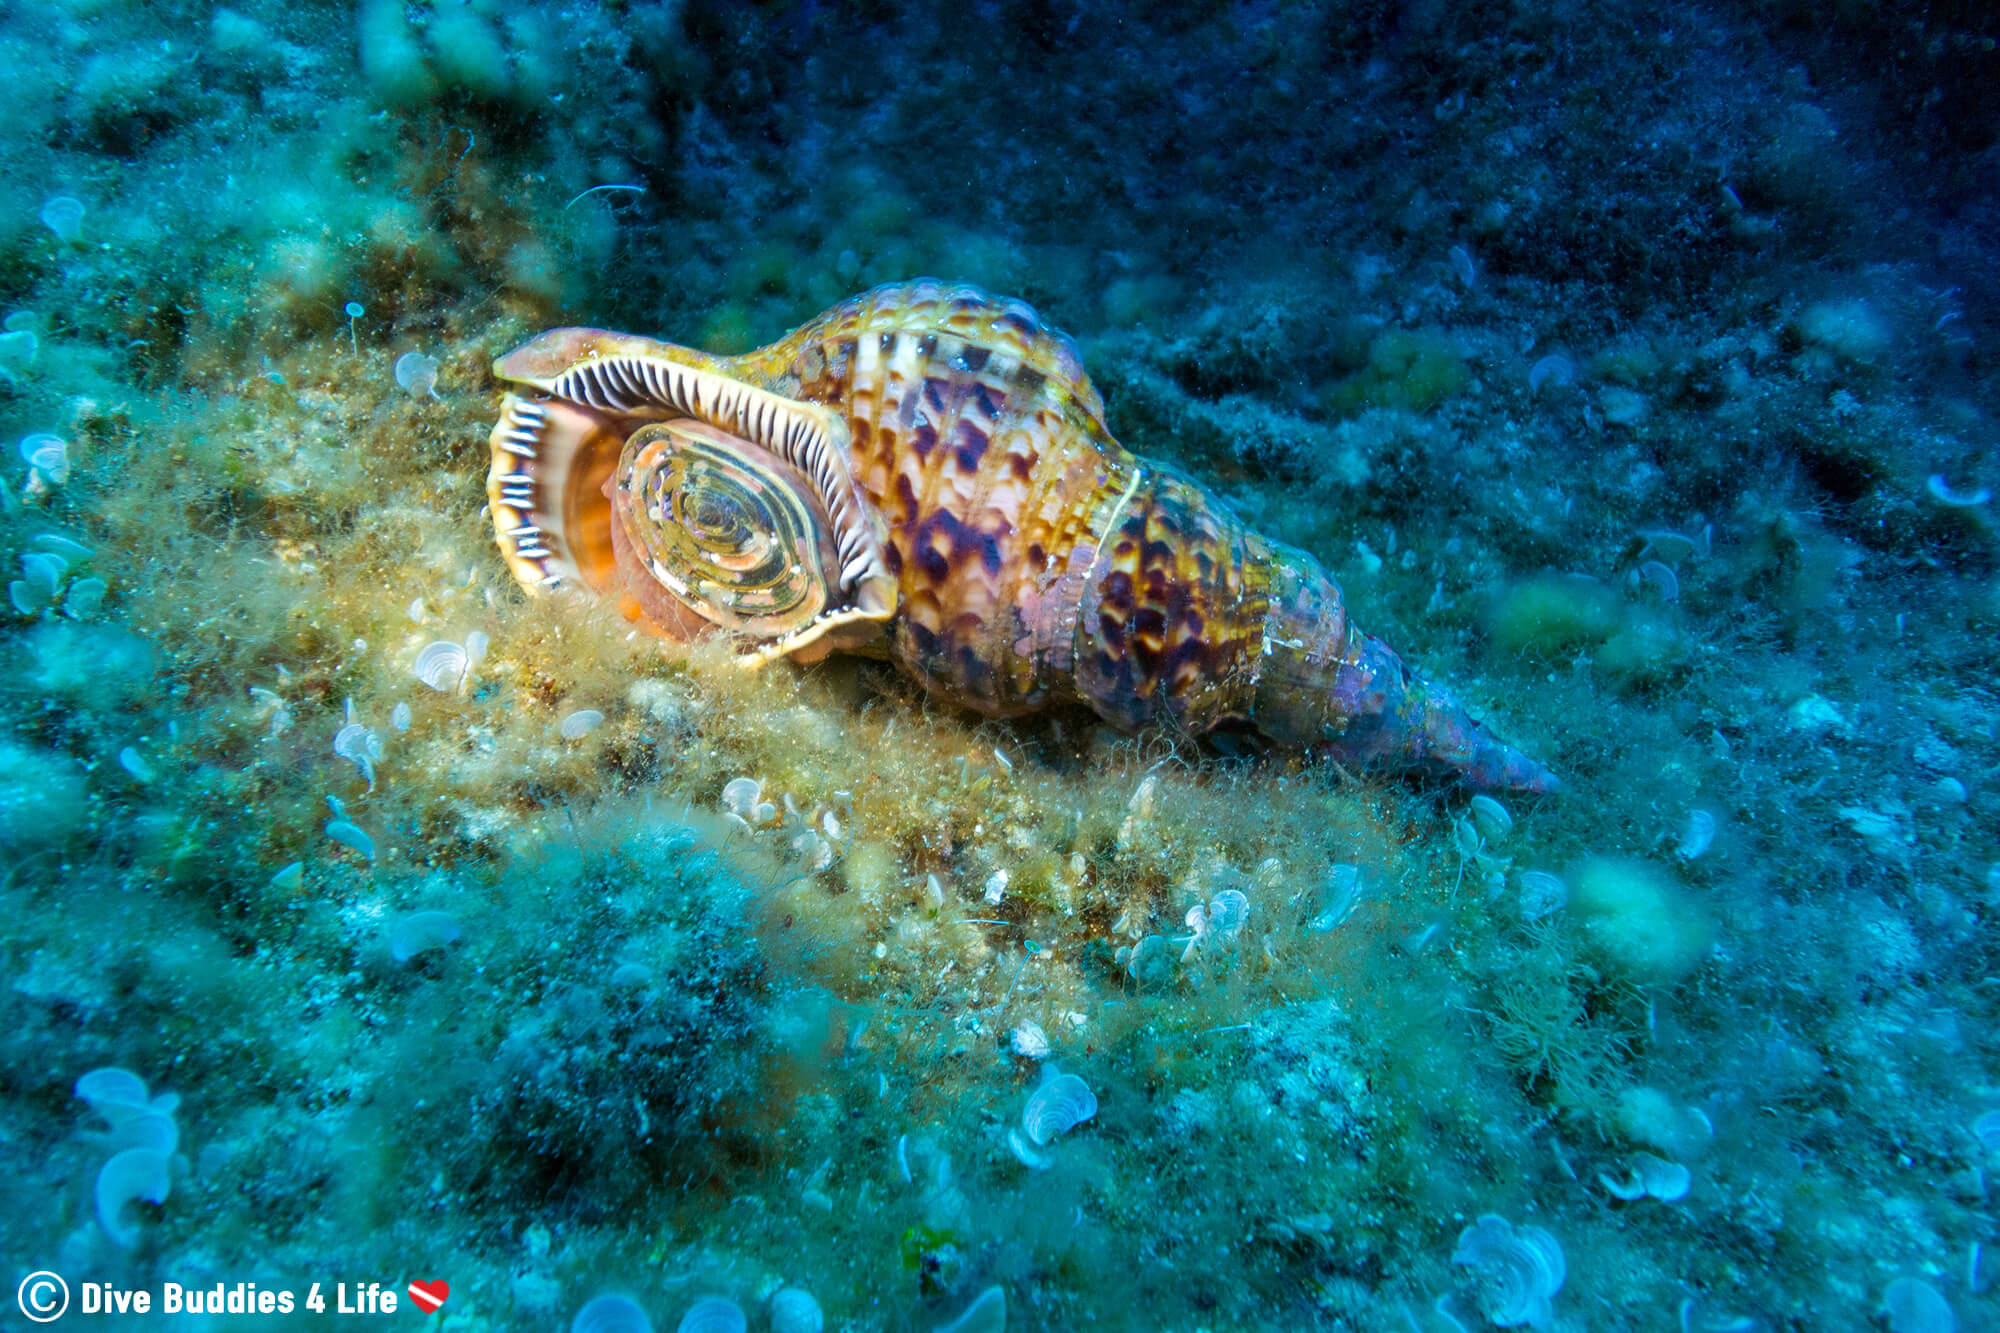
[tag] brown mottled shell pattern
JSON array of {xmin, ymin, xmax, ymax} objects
[
  {"xmin": 755, "ymin": 284, "xmax": 1194, "ymax": 720},
  {"xmin": 487, "ymin": 280, "xmax": 1558, "ymax": 791}
]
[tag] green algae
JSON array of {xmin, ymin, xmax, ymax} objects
[
  {"xmin": 1320, "ymin": 328, "xmax": 1472, "ymax": 418},
  {"xmin": 1489, "ymin": 573, "xmax": 1623, "ymax": 660}
]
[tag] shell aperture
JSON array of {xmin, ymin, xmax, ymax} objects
[
  {"xmin": 486, "ymin": 325, "xmax": 899, "ymax": 666},
  {"xmin": 613, "ymin": 419, "xmax": 841, "ymax": 642}
]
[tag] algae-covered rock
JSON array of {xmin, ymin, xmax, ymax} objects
[
  {"xmin": 841, "ymin": 839, "xmax": 898, "ymax": 906},
  {"xmin": 427, "ymin": 6, "xmax": 512, "ymax": 102},
  {"xmin": 357, "ymin": 0, "xmax": 438, "ymax": 108},
  {"xmin": 1596, "ymin": 615, "xmax": 1691, "ymax": 691},
  {"xmin": 1489, "ymin": 575, "xmax": 1621, "ymax": 661},
  {"xmin": 1616, "ymin": 1085, "xmax": 1715, "ymax": 1160},
  {"xmin": 1321, "ymin": 328, "xmax": 1470, "ymax": 417},
  {"xmin": 27, "ymin": 621, "xmax": 154, "ymax": 705},
  {"xmin": 1570, "ymin": 855, "xmax": 1712, "ymax": 984},
  {"xmin": 1793, "ymin": 297, "xmax": 1891, "ymax": 366},
  {"xmin": 0, "ymin": 740, "xmax": 88, "ymax": 849}
]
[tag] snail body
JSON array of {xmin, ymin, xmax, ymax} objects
[{"xmin": 488, "ymin": 280, "xmax": 1556, "ymax": 792}]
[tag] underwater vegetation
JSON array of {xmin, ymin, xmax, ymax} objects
[{"xmin": 0, "ymin": 1, "xmax": 1996, "ymax": 1331}]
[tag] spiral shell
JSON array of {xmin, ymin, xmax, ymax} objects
[
  {"xmin": 487, "ymin": 281, "xmax": 1559, "ymax": 791},
  {"xmin": 615, "ymin": 420, "xmax": 842, "ymax": 642}
]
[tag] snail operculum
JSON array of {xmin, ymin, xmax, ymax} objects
[{"xmin": 488, "ymin": 329, "xmax": 898, "ymax": 667}]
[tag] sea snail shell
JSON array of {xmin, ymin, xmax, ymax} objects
[{"xmin": 486, "ymin": 281, "xmax": 1559, "ymax": 791}]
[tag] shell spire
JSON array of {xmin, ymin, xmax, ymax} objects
[
  {"xmin": 1269, "ymin": 620, "xmax": 1561, "ymax": 793},
  {"xmin": 487, "ymin": 280, "xmax": 1559, "ymax": 793}
]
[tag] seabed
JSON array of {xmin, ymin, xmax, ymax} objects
[{"xmin": 1, "ymin": 3, "xmax": 1997, "ymax": 1331}]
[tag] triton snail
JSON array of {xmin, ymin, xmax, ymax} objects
[{"xmin": 487, "ymin": 280, "xmax": 1557, "ymax": 792}]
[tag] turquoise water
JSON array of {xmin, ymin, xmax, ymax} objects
[{"xmin": 2, "ymin": 3, "xmax": 1997, "ymax": 1330}]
